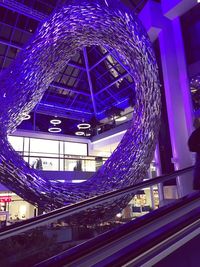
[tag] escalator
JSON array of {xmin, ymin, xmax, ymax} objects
[
  {"xmin": 0, "ymin": 166, "xmax": 195, "ymax": 267},
  {"xmin": 37, "ymin": 193, "xmax": 200, "ymax": 267}
]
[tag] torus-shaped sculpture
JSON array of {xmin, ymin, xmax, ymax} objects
[{"xmin": 0, "ymin": 0, "xmax": 161, "ymax": 217}]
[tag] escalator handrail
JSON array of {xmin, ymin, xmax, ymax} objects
[
  {"xmin": 91, "ymin": 206, "xmax": 200, "ymax": 267},
  {"xmin": 0, "ymin": 165, "xmax": 193, "ymax": 239},
  {"xmin": 35, "ymin": 190, "xmax": 200, "ymax": 267}
]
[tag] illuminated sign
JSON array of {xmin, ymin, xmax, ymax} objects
[{"xmin": 0, "ymin": 196, "xmax": 12, "ymax": 203}]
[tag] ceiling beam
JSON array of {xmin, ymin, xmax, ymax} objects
[
  {"xmin": 0, "ymin": 39, "xmax": 86, "ymax": 71},
  {"xmin": 83, "ymin": 47, "xmax": 97, "ymax": 116},
  {"xmin": 36, "ymin": 103, "xmax": 92, "ymax": 120},
  {"xmin": 0, "ymin": 39, "xmax": 21, "ymax": 50},
  {"xmin": 96, "ymin": 72, "xmax": 129, "ymax": 96},
  {"xmin": 0, "ymin": 0, "xmax": 47, "ymax": 22},
  {"xmin": 50, "ymin": 82, "xmax": 90, "ymax": 97},
  {"xmin": 89, "ymin": 52, "xmax": 110, "ymax": 71},
  {"xmin": 67, "ymin": 61, "xmax": 86, "ymax": 71},
  {"xmin": 0, "ymin": 54, "xmax": 89, "ymax": 96},
  {"xmin": 107, "ymin": 89, "xmax": 120, "ymax": 102},
  {"xmin": 105, "ymin": 46, "xmax": 134, "ymax": 79}
]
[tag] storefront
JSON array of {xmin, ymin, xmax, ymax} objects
[{"xmin": 0, "ymin": 192, "xmax": 36, "ymax": 226}]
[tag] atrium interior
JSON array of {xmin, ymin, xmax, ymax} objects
[{"xmin": 0, "ymin": 0, "xmax": 199, "ymax": 266}]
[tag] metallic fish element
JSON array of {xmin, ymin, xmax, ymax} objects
[{"xmin": 0, "ymin": 0, "xmax": 160, "ymax": 220}]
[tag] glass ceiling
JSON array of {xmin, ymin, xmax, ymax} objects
[{"xmin": 0, "ymin": 0, "xmax": 147, "ymax": 136}]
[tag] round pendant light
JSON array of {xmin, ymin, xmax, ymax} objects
[
  {"xmin": 77, "ymin": 123, "xmax": 91, "ymax": 130},
  {"xmin": 50, "ymin": 119, "xmax": 62, "ymax": 125},
  {"xmin": 75, "ymin": 131, "xmax": 85, "ymax": 136},
  {"xmin": 48, "ymin": 127, "xmax": 62, "ymax": 133}
]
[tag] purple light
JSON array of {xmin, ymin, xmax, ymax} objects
[{"xmin": 0, "ymin": 0, "xmax": 160, "ymax": 220}]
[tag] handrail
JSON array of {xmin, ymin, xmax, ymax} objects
[
  {"xmin": 18, "ymin": 153, "xmax": 108, "ymax": 161},
  {"xmin": 35, "ymin": 191, "xmax": 200, "ymax": 267},
  {"xmin": 91, "ymin": 206, "xmax": 200, "ymax": 267},
  {"xmin": 0, "ymin": 165, "xmax": 193, "ymax": 240}
]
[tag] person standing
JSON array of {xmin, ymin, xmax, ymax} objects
[
  {"xmin": 36, "ymin": 158, "xmax": 43, "ymax": 170},
  {"xmin": 188, "ymin": 118, "xmax": 200, "ymax": 190}
]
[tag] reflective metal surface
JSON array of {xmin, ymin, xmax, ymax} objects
[{"xmin": 0, "ymin": 0, "xmax": 161, "ymax": 217}]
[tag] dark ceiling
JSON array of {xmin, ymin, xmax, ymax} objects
[{"xmin": 0, "ymin": 0, "xmax": 148, "ymax": 137}]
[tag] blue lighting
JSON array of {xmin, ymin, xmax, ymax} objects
[{"xmin": 0, "ymin": 0, "xmax": 160, "ymax": 219}]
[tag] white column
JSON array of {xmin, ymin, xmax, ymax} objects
[
  {"xmin": 139, "ymin": 0, "xmax": 195, "ymax": 197},
  {"xmin": 159, "ymin": 17, "xmax": 193, "ymax": 196}
]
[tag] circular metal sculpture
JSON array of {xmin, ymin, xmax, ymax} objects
[{"xmin": 0, "ymin": 0, "xmax": 161, "ymax": 218}]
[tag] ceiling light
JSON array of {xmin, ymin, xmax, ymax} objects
[
  {"xmin": 23, "ymin": 114, "xmax": 31, "ymax": 120},
  {"xmin": 85, "ymin": 132, "xmax": 91, "ymax": 136},
  {"xmin": 198, "ymin": 0, "xmax": 200, "ymax": 3},
  {"xmin": 50, "ymin": 119, "xmax": 61, "ymax": 125},
  {"xmin": 75, "ymin": 131, "xmax": 85, "ymax": 136},
  {"xmin": 92, "ymin": 130, "xmax": 126, "ymax": 144},
  {"xmin": 115, "ymin": 116, "xmax": 127, "ymax": 122},
  {"xmin": 48, "ymin": 127, "xmax": 62, "ymax": 133},
  {"xmin": 77, "ymin": 123, "xmax": 91, "ymax": 129}
]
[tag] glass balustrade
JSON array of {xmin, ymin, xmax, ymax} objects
[{"xmin": 0, "ymin": 166, "xmax": 193, "ymax": 267}]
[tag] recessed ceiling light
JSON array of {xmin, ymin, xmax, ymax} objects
[
  {"xmin": 23, "ymin": 114, "xmax": 31, "ymax": 120},
  {"xmin": 50, "ymin": 119, "xmax": 61, "ymax": 125},
  {"xmin": 115, "ymin": 116, "xmax": 127, "ymax": 122},
  {"xmin": 77, "ymin": 123, "xmax": 91, "ymax": 129},
  {"xmin": 48, "ymin": 127, "xmax": 62, "ymax": 133},
  {"xmin": 75, "ymin": 131, "xmax": 85, "ymax": 136}
]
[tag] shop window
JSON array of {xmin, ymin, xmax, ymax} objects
[
  {"xmin": 64, "ymin": 142, "xmax": 87, "ymax": 156},
  {"xmin": 30, "ymin": 138, "xmax": 59, "ymax": 154}
]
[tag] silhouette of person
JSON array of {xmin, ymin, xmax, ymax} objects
[
  {"xmin": 36, "ymin": 158, "xmax": 43, "ymax": 170},
  {"xmin": 188, "ymin": 118, "xmax": 200, "ymax": 190}
]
